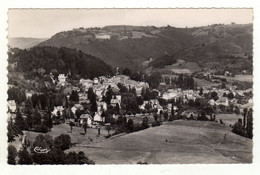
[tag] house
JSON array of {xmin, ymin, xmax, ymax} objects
[
  {"xmin": 93, "ymin": 77, "xmax": 99, "ymax": 84},
  {"xmin": 93, "ymin": 112, "xmax": 103, "ymax": 122},
  {"xmin": 136, "ymin": 82, "xmax": 150, "ymax": 96},
  {"xmin": 140, "ymin": 99, "xmax": 163, "ymax": 114},
  {"xmin": 224, "ymin": 71, "xmax": 231, "ymax": 76},
  {"xmin": 52, "ymin": 106, "xmax": 64, "ymax": 117},
  {"xmin": 94, "ymin": 88, "xmax": 103, "ymax": 99},
  {"xmin": 217, "ymin": 97, "xmax": 229, "ymax": 107},
  {"xmin": 8, "ymin": 100, "xmax": 16, "ymax": 113},
  {"xmin": 25, "ymin": 90, "xmax": 34, "ymax": 99},
  {"xmin": 79, "ymin": 78, "xmax": 93, "ymax": 90},
  {"xmin": 97, "ymin": 101, "xmax": 107, "ymax": 115},
  {"xmin": 71, "ymin": 104, "xmax": 84, "ymax": 114},
  {"xmin": 79, "ymin": 114, "xmax": 92, "ymax": 126},
  {"xmin": 208, "ymin": 99, "xmax": 216, "ymax": 106},
  {"xmin": 58, "ymin": 74, "xmax": 66, "ymax": 86},
  {"xmin": 162, "ymin": 90, "xmax": 178, "ymax": 100},
  {"xmin": 110, "ymin": 98, "xmax": 121, "ymax": 107},
  {"xmin": 78, "ymin": 92, "xmax": 88, "ymax": 104}
]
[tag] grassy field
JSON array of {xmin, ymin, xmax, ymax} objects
[
  {"xmin": 66, "ymin": 120, "xmax": 252, "ymax": 164},
  {"xmin": 216, "ymin": 113, "xmax": 243, "ymax": 126},
  {"xmin": 24, "ymin": 123, "xmax": 109, "ymax": 146},
  {"xmin": 194, "ymin": 77, "xmax": 220, "ymax": 88},
  {"xmin": 214, "ymin": 75, "xmax": 253, "ymax": 82}
]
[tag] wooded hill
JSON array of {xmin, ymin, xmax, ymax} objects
[
  {"xmin": 37, "ymin": 24, "xmax": 253, "ymax": 70},
  {"xmin": 8, "ymin": 46, "xmax": 114, "ymax": 80}
]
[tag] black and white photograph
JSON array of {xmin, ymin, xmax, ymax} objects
[{"xmin": 5, "ymin": 8, "xmax": 255, "ymax": 165}]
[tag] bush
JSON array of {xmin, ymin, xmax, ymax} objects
[
  {"xmin": 8, "ymin": 145, "xmax": 17, "ymax": 165},
  {"xmin": 18, "ymin": 148, "xmax": 33, "ymax": 164},
  {"xmin": 141, "ymin": 117, "xmax": 149, "ymax": 129},
  {"xmin": 66, "ymin": 151, "xmax": 95, "ymax": 164},
  {"xmin": 151, "ymin": 121, "xmax": 161, "ymax": 127},
  {"xmin": 105, "ymin": 134, "xmax": 111, "ymax": 139},
  {"xmin": 34, "ymin": 124, "xmax": 49, "ymax": 133},
  {"xmin": 197, "ymin": 115, "xmax": 209, "ymax": 121},
  {"xmin": 137, "ymin": 161, "xmax": 148, "ymax": 164},
  {"xmin": 54, "ymin": 134, "xmax": 71, "ymax": 151}
]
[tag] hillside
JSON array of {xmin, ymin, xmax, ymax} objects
[
  {"xmin": 37, "ymin": 24, "xmax": 252, "ymax": 70},
  {"xmin": 8, "ymin": 37, "xmax": 48, "ymax": 49},
  {"xmin": 66, "ymin": 120, "xmax": 252, "ymax": 164},
  {"xmin": 8, "ymin": 46, "xmax": 114, "ymax": 81}
]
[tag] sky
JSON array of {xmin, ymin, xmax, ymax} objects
[{"xmin": 8, "ymin": 9, "xmax": 253, "ymax": 38}]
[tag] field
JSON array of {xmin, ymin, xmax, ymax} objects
[
  {"xmin": 216, "ymin": 113, "xmax": 243, "ymax": 126},
  {"xmin": 214, "ymin": 75, "xmax": 253, "ymax": 82},
  {"xmin": 66, "ymin": 120, "xmax": 252, "ymax": 164},
  {"xmin": 194, "ymin": 77, "xmax": 220, "ymax": 88}
]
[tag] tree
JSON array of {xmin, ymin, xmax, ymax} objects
[
  {"xmin": 69, "ymin": 90, "xmax": 79, "ymax": 103},
  {"xmin": 43, "ymin": 111, "xmax": 53, "ymax": 129},
  {"xmin": 48, "ymin": 147, "xmax": 67, "ymax": 164},
  {"xmin": 31, "ymin": 134, "xmax": 54, "ymax": 164},
  {"xmin": 142, "ymin": 117, "xmax": 149, "ymax": 129},
  {"xmin": 66, "ymin": 151, "xmax": 95, "ymax": 164},
  {"xmin": 32, "ymin": 110, "xmax": 42, "ymax": 126},
  {"xmin": 104, "ymin": 86, "xmax": 113, "ymax": 104},
  {"xmin": 8, "ymin": 120, "xmax": 20, "ymax": 142},
  {"xmin": 232, "ymin": 118, "xmax": 246, "ymax": 137},
  {"xmin": 199, "ymin": 87, "xmax": 203, "ymax": 96},
  {"xmin": 145, "ymin": 72, "xmax": 162, "ymax": 89},
  {"xmin": 246, "ymin": 108, "xmax": 253, "ymax": 139},
  {"xmin": 18, "ymin": 148, "xmax": 33, "ymax": 164},
  {"xmin": 227, "ymin": 92, "xmax": 234, "ymax": 99},
  {"xmin": 105, "ymin": 124, "xmax": 111, "ymax": 135},
  {"xmin": 163, "ymin": 112, "xmax": 168, "ymax": 121},
  {"xmin": 54, "ymin": 134, "xmax": 71, "ymax": 151},
  {"xmin": 8, "ymin": 145, "xmax": 17, "ymax": 165},
  {"xmin": 121, "ymin": 92, "xmax": 139, "ymax": 113},
  {"xmin": 25, "ymin": 111, "xmax": 33, "ymax": 130},
  {"xmin": 153, "ymin": 113, "xmax": 159, "ymax": 122},
  {"xmin": 243, "ymin": 108, "xmax": 248, "ymax": 128},
  {"xmin": 144, "ymin": 103, "xmax": 152, "ymax": 111},
  {"xmin": 127, "ymin": 119, "xmax": 134, "ymax": 132},
  {"xmin": 32, "ymin": 134, "xmax": 54, "ymax": 151},
  {"xmin": 88, "ymin": 88, "xmax": 97, "ymax": 113},
  {"xmin": 211, "ymin": 91, "xmax": 218, "ymax": 101},
  {"xmin": 15, "ymin": 109, "xmax": 27, "ymax": 131}
]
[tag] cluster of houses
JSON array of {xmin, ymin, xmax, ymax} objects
[
  {"xmin": 51, "ymin": 74, "xmax": 150, "ymax": 126},
  {"xmin": 161, "ymin": 89, "xmax": 200, "ymax": 102},
  {"xmin": 7, "ymin": 71, "xmax": 253, "ymax": 128}
]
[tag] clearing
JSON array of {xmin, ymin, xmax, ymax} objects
[{"xmin": 66, "ymin": 120, "xmax": 252, "ymax": 164}]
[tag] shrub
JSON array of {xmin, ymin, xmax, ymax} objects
[
  {"xmin": 66, "ymin": 151, "xmax": 95, "ymax": 164},
  {"xmin": 8, "ymin": 145, "xmax": 17, "ymax": 165},
  {"xmin": 137, "ymin": 161, "xmax": 148, "ymax": 164},
  {"xmin": 34, "ymin": 124, "xmax": 49, "ymax": 133},
  {"xmin": 151, "ymin": 121, "xmax": 161, "ymax": 127},
  {"xmin": 18, "ymin": 148, "xmax": 33, "ymax": 164},
  {"xmin": 54, "ymin": 134, "xmax": 71, "ymax": 151},
  {"xmin": 142, "ymin": 117, "xmax": 149, "ymax": 129}
]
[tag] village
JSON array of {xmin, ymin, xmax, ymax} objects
[{"xmin": 7, "ymin": 66, "xmax": 253, "ymax": 139}]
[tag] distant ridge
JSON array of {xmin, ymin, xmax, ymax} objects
[
  {"xmin": 37, "ymin": 24, "xmax": 253, "ymax": 70},
  {"xmin": 8, "ymin": 37, "xmax": 48, "ymax": 49}
]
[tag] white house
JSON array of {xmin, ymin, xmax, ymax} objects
[
  {"xmin": 217, "ymin": 97, "xmax": 229, "ymax": 107},
  {"xmin": 71, "ymin": 104, "xmax": 84, "ymax": 114},
  {"xmin": 79, "ymin": 114, "xmax": 92, "ymax": 126},
  {"xmin": 58, "ymin": 74, "xmax": 66, "ymax": 86},
  {"xmin": 93, "ymin": 112, "xmax": 103, "ymax": 122},
  {"xmin": 52, "ymin": 106, "xmax": 64, "ymax": 116},
  {"xmin": 110, "ymin": 98, "xmax": 121, "ymax": 107},
  {"xmin": 8, "ymin": 100, "xmax": 16, "ymax": 113},
  {"xmin": 97, "ymin": 101, "xmax": 107, "ymax": 115},
  {"xmin": 93, "ymin": 77, "xmax": 99, "ymax": 84}
]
